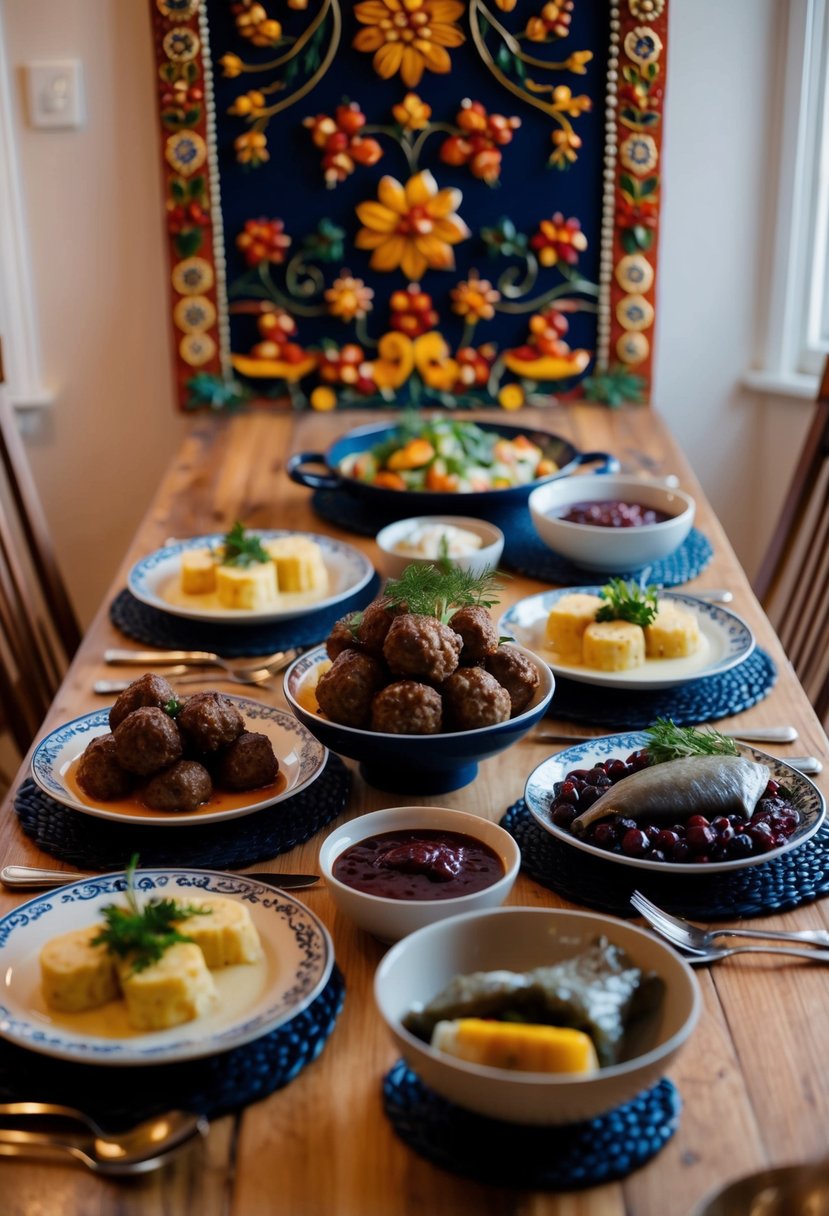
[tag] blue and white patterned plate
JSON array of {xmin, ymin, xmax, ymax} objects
[
  {"xmin": 524, "ymin": 732, "xmax": 826, "ymax": 874},
  {"xmin": 0, "ymin": 868, "xmax": 334, "ymax": 1065},
  {"xmin": 128, "ymin": 531, "xmax": 374, "ymax": 624},
  {"xmin": 31, "ymin": 699, "xmax": 327, "ymax": 826},
  {"xmin": 499, "ymin": 588, "xmax": 755, "ymax": 690}
]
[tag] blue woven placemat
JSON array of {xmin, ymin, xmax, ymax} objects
[
  {"xmin": 109, "ymin": 573, "xmax": 382, "ymax": 657},
  {"xmin": 549, "ymin": 648, "xmax": 777, "ymax": 729},
  {"xmin": 311, "ymin": 489, "xmax": 712, "ymax": 588},
  {"xmin": 502, "ymin": 800, "xmax": 829, "ymax": 920},
  {"xmin": 0, "ymin": 966, "xmax": 345, "ymax": 1126},
  {"xmin": 383, "ymin": 1062, "xmax": 680, "ymax": 1189},
  {"xmin": 13, "ymin": 755, "xmax": 350, "ymax": 871}
]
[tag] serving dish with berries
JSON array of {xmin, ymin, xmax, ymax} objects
[{"xmin": 524, "ymin": 722, "xmax": 825, "ymax": 874}]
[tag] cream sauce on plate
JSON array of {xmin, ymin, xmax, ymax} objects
[{"xmin": 161, "ymin": 576, "xmax": 329, "ymax": 614}]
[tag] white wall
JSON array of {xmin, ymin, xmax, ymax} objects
[{"xmin": 1, "ymin": 0, "xmax": 814, "ymax": 627}]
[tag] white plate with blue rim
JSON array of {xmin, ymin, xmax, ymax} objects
[
  {"xmin": 499, "ymin": 587, "xmax": 755, "ymax": 690},
  {"xmin": 0, "ymin": 868, "xmax": 334, "ymax": 1065},
  {"xmin": 31, "ymin": 698, "xmax": 327, "ymax": 826},
  {"xmin": 524, "ymin": 731, "xmax": 826, "ymax": 874},
  {"xmin": 128, "ymin": 530, "xmax": 375, "ymax": 624}
]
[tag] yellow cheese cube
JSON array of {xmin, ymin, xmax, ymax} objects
[
  {"xmin": 264, "ymin": 537, "xmax": 329, "ymax": 594},
  {"xmin": 173, "ymin": 896, "xmax": 262, "ymax": 969},
  {"xmin": 118, "ymin": 942, "xmax": 217, "ymax": 1031},
  {"xmin": 215, "ymin": 561, "xmax": 278, "ymax": 610},
  {"xmin": 644, "ymin": 603, "xmax": 701, "ymax": 659},
  {"xmin": 431, "ymin": 1019, "xmax": 599, "ymax": 1074},
  {"xmin": 180, "ymin": 548, "xmax": 217, "ymax": 596},
  {"xmin": 582, "ymin": 620, "xmax": 646, "ymax": 671},
  {"xmin": 40, "ymin": 925, "xmax": 119, "ymax": 1013},
  {"xmin": 545, "ymin": 593, "xmax": 603, "ymax": 660}
]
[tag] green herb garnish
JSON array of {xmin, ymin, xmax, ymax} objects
[
  {"xmin": 92, "ymin": 856, "xmax": 211, "ymax": 974},
  {"xmin": 645, "ymin": 718, "xmax": 739, "ymax": 765},
  {"xmin": 383, "ymin": 562, "xmax": 503, "ymax": 624},
  {"xmin": 596, "ymin": 578, "xmax": 659, "ymax": 627},
  {"xmin": 164, "ymin": 697, "xmax": 182, "ymax": 718},
  {"xmin": 220, "ymin": 521, "xmax": 270, "ymax": 568}
]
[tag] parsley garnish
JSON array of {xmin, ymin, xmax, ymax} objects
[
  {"xmin": 645, "ymin": 718, "xmax": 739, "ymax": 765},
  {"xmin": 92, "ymin": 856, "xmax": 211, "ymax": 974},
  {"xmin": 383, "ymin": 562, "xmax": 503, "ymax": 624},
  {"xmin": 220, "ymin": 521, "xmax": 270, "ymax": 568},
  {"xmin": 596, "ymin": 578, "xmax": 659, "ymax": 628}
]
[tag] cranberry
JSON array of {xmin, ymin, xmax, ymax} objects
[
  {"xmin": 578, "ymin": 786, "xmax": 602, "ymax": 809},
  {"xmin": 592, "ymin": 823, "xmax": 618, "ymax": 849},
  {"xmin": 765, "ymin": 779, "xmax": 780, "ymax": 796},
  {"xmin": 729, "ymin": 833, "xmax": 754, "ymax": 858},
  {"xmin": 552, "ymin": 804, "xmax": 577, "ymax": 828},
  {"xmin": 621, "ymin": 828, "xmax": 651, "ymax": 857},
  {"xmin": 687, "ymin": 824, "xmax": 715, "ymax": 852},
  {"xmin": 748, "ymin": 821, "xmax": 775, "ymax": 852},
  {"xmin": 656, "ymin": 829, "xmax": 680, "ymax": 852},
  {"xmin": 687, "ymin": 815, "xmax": 710, "ymax": 829},
  {"xmin": 672, "ymin": 840, "xmax": 691, "ymax": 862},
  {"xmin": 557, "ymin": 780, "xmax": 579, "ymax": 805},
  {"xmin": 617, "ymin": 817, "xmax": 638, "ymax": 833},
  {"xmin": 606, "ymin": 759, "xmax": 629, "ymax": 781}
]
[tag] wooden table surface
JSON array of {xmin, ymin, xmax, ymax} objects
[{"xmin": 2, "ymin": 404, "xmax": 828, "ymax": 1216}]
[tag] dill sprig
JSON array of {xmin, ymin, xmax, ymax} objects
[
  {"xmin": 645, "ymin": 718, "xmax": 739, "ymax": 765},
  {"xmin": 596, "ymin": 578, "xmax": 659, "ymax": 627},
  {"xmin": 220, "ymin": 521, "xmax": 270, "ymax": 568},
  {"xmin": 92, "ymin": 856, "xmax": 211, "ymax": 974},
  {"xmin": 383, "ymin": 562, "xmax": 503, "ymax": 623}
]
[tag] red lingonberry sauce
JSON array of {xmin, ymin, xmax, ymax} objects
[
  {"xmin": 332, "ymin": 829, "xmax": 504, "ymax": 900},
  {"xmin": 560, "ymin": 500, "xmax": 673, "ymax": 527}
]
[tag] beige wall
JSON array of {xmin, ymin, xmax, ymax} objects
[{"xmin": 1, "ymin": 0, "xmax": 816, "ymax": 628}]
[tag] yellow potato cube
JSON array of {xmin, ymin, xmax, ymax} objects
[
  {"xmin": 215, "ymin": 561, "xmax": 278, "ymax": 610},
  {"xmin": 431, "ymin": 1019, "xmax": 599, "ymax": 1074},
  {"xmin": 264, "ymin": 537, "xmax": 329, "ymax": 594},
  {"xmin": 173, "ymin": 896, "xmax": 262, "ymax": 969},
  {"xmin": 40, "ymin": 925, "xmax": 119, "ymax": 1013},
  {"xmin": 180, "ymin": 548, "xmax": 217, "ymax": 596},
  {"xmin": 118, "ymin": 942, "xmax": 217, "ymax": 1031},
  {"xmin": 545, "ymin": 593, "xmax": 603, "ymax": 660},
  {"xmin": 644, "ymin": 603, "xmax": 701, "ymax": 659},
  {"xmin": 582, "ymin": 620, "xmax": 646, "ymax": 671}
]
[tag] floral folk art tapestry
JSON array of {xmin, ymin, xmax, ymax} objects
[{"xmin": 150, "ymin": 0, "xmax": 668, "ymax": 411}]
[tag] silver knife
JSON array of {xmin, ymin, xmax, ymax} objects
[{"xmin": 0, "ymin": 865, "xmax": 320, "ymax": 890}]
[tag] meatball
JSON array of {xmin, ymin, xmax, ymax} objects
[
  {"xmin": 371, "ymin": 681, "xmax": 443, "ymax": 734},
  {"xmin": 216, "ymin": 731, "xmax": 279, "ymax": 792},
  {"xmin": 383, "ymin": 614, "xmax": 461, "ymax": 684},
  {"xmin": 108, "ymin": 673, "xmax": 177, "ymax": 731},
  {"xmin": 177, "ymin": 691, "xmax": 244, "ymax": 754},
  {"xmin": 113, "ymin": 707, "xmax": 183, "ymax": 776},
  {"xmin": 315, "ymin": 649, "xmax": 387, "ymax": 727},
  {"xmin": 357, "ymin": 598, "xmax": 400, "ymax": 657},
  {"xmin": 326, "ymin": 612, "xmax": 362, "ymax": 660},
  {"xmin": 76, "ymin": 734, "xmax": 133, "ymax": 801},
  {"xmin": 449, "ymin": 605, "xmax": 499, "ymax": 665},
  {"xmin": 142, "ymin": 760, "xmax": 213, "ymax": 813},
  {"xmin": 442, "ymin": 667, "xmax": 511, "ymax": 731},
  {"xmin": 485, "ymin": 644, "xmax": 540, "ymax": 716}
]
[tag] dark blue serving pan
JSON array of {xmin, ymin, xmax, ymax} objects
[{"xmin": 287, "ymin": 420, "xmax": 619, "ymax": 522}]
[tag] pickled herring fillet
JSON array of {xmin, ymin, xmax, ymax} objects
[
  {"xmin": 570, "ymin": 754, "xmax": 770, "ymax": 835},
  {"xmin": 402, "ymin": 939, "xmax": 662, "ymax": 1067}
]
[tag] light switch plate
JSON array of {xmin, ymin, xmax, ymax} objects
[{"xmin": 25, "ymin": 60, "xmax": 85, "ymax": 129}]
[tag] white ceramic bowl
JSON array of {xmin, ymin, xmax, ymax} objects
[
  {"xmin": 375, "ymin": 906, "xmax": 701, "ymax": 1125},
  {"xmin": 319, "ymin": 806, "xmax": 520, "ymax": 944},
  {"xmin": 374, "ymin": 516, "xmax": 505, "ymax": 581},
  {"xmin": 528, "ymin": 474, "xmax": 695, "ymax": 572}
]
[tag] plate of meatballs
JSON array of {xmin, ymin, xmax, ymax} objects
[{"xmin": 31, "ymin": 673, "xmax": 328, "ymax": 826}]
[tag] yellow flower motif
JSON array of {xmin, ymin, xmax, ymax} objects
[
  {"xmin": 565, "ymin": 50, "xmax": 594, "ymax": 74},
  {"xmin": 235, "ymin": 130, "xmax": 269, "ymax": 166},
  {"xmin": 220, "ymin": 53, "xmax": 244, "ymax": 78},
  {"xmin": 450, "ymin": 271, "xmax": 500, "ymax": 323},
  {"xmin": 550, "ymin": 85, "xmax": 592, "ymax": 118},
  {"xmin": 325, "ymin": 275, "xmax": 374, "ymax": 322},
  {"xmin": 165, "ymin": 131, "xmax": 207, "ymax": 175},
  {"xmin": 498, "ymin": 384, "xmax": 525, "ymax": 411},
  {"xmin": 392, "ymin": 92, "xmax": 432, "ymax": 130},
  {"xmin": 288, "ymin": 0, "xmax": 310, "ymax": 7},
  {"xmin": 355, "ymin": 170, "xmax": 470, "ymax": 280},
  {"xmin": 493, "ymin": 0, "xmax": 517, "ymax": 9},
  {"xmin": 228, "ymin": 90, "xmax": 267, "ymax": 117},
  {"xmin": 353, "ymin": 0, "xmax": 465, "ymax": 89},
  {"xmin": 310, "ymin": 386, "xmax": 338, "ymax": 411},
  {"xmin": 549, "ymin": 127, "xmax": 583, "ymax": 167}
]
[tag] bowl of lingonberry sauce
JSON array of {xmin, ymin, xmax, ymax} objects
[
  {"xmin": 319, "ymin": 806, "xmax": 520, "ymax": 942},
  {"xmin": 524, "ymin": 731, "xmax": 825, "ymax": 874},
  {"xmin": 528, "ymin": 474, "xmax": 695, "ymax": 572}
]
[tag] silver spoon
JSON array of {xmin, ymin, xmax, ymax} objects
[{"xmin": 0, "ymin": 1104, "xmax": 207, "ymax": 1175}]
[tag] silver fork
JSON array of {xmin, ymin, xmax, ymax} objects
[
  {"xmin": 95, "ymin": 649, "xmax": 301, "ymax": 694},
  {"xmin": 630, "ymin": 890, "xmax": 829, "ymax": 950},
  {"xmin": 105, "ymin": 646, "xmax": 298, "ymax": 679}
]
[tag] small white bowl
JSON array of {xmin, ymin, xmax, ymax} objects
[
  {"xmin": 375, "ymin": 516, "xmax": 505, "ymax": 581},
  {"xmin": 319, "ymin": 806, "xmax": 520, "ymax": 944},
  {"xmin": 528, "ymin": 475, "xmax": 695, "ymax": 573},
  {"xmin": 375, "ymin": 906, "xmax": 701, "ymax": 1125}
]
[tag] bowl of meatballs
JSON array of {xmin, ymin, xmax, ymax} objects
[
  {"xmin": 31, "ymin": 672, "xmax": 328, "ymax": 825},
  {"xmin": 283, "ymin": 577, "xmax": 554, "ymax": 794}
]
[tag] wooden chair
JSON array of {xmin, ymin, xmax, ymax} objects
[
  {"xmin": 0, "ymin": 348, "xmax": 81, "ymax": 757},
  {"xmin": 753, "ymin": 357, "xmax": 829, "ymax": 724}
]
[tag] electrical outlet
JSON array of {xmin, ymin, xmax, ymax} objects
[{"xmin": 25, "ymin": 61, "xmax": 85, "ymax": 130}]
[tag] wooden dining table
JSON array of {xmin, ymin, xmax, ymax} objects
[{"xmin": 2, "ymin": 402, "xmax": 828, "ymax": 1216}]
